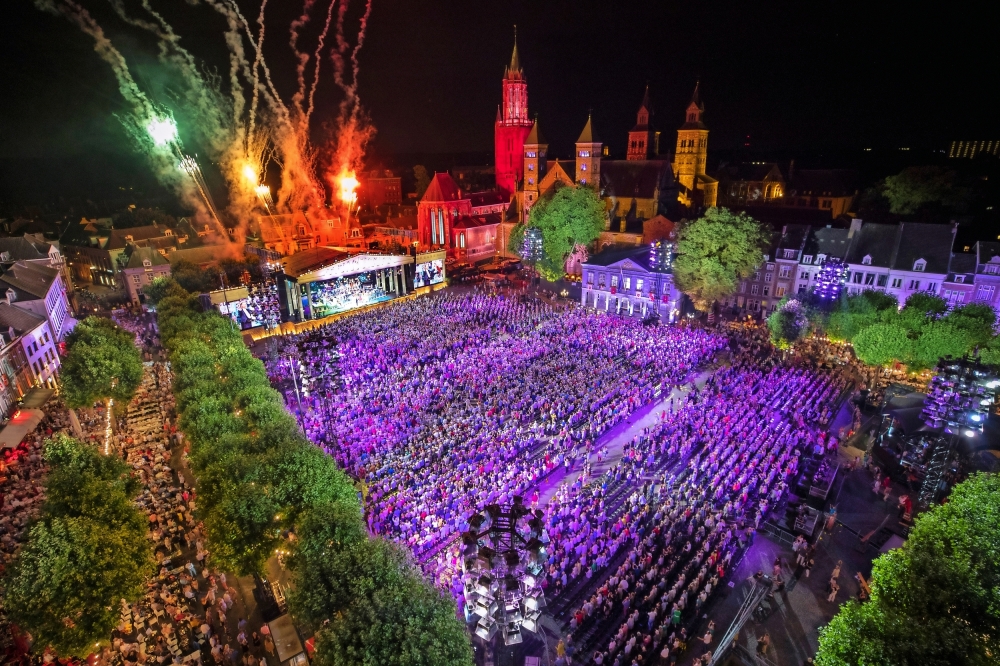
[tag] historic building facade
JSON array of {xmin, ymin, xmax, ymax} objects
[{"xmin": 671, "ymin": 83, "xmax": 717, "ymax": 209}]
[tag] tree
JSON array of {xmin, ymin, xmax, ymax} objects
[
  {"xmin": 171, "ymin": 260, "xmax": 222, "ymax": 293},
  {"xmin": 60, "ymin": 316, "xmax": 143, "ymax": 408},
  {"xmin": 825, "ymin": 290, "xmax": 898, "ymax": 342},
  {"xmin": 528, "ymin": 185, "xmax": 606, "ymax": 282},
  {"xmin": 816, "ymin": 473, "xmax": 1000, "ymax": 666},
  {"xmin": 910, "ymin": 321, "xmax": 974, "ymax": 369},
  {"xmin": 882, "ymin": 166, "xmax": 970, "ymax": 216},
  {"xmin": 943, "ymin": 303, "xmax": 997, "ymax": 349},
  {"xmin": 673, "ymin": 208, "xmax": 770, "ymax": 311},
  {"xmin": 980, "ymin": 337, "xmax": 1000, "ymax": 367},
  {"xmin": 3, "ymin": 436, "xmax": 153, "ymax": 657},
  {"xmin": 507, "ymin": 222, "xmax": 526, "ymax": 256},
  {"xmin": 413, "ymin": 165, "xmax": 431, "ymax": 197},
  {"xmin": 852, "ymin": 322, "xmax": 911, "ymax": 366},
  {"xmin": 767, "ymin": 298, "xmax": 810, "ymax": 347}
]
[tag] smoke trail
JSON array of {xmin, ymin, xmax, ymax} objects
[
  {"xmin": 290, "ymin": 0, "xmax": 317, "ymax": 117},
  {"xmin": 306, "ymin": 0, "xmax": 337, "ymax": 125}
]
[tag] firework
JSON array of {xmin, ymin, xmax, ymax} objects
[{"xmin": 147, "ymin": 116, "xmax": 178, "ymax": 147}]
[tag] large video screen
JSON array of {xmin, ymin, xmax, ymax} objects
[
  {"xmin": 414, "ymin": 259, "xmax": 444, "ymax": 288},
  {"xmin": 217, "ymin": 283, "xmax": 280, "ymax": 330},
  {"xmin": 306, "ymin": 271, "xmax": 392, "ymax": 319}
]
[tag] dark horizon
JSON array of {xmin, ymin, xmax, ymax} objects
[{"xmin": 0, "ymin": 0, "xmax": 996, "ymax": 206}]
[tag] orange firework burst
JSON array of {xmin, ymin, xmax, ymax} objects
[{"xmin": 337, "ymin": 171, "xmax": 359, "ymax": 205}]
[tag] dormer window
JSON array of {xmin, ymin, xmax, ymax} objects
[
  {"xmin": 955, "ymin": 275, "xmax": 965, "ymax": 283},
  {"xmin": 802, "ymin": 255, "xmax": 813, "ymax": 265},
  {"xmin": 862, "ymin": 255, "xmax": 872, "ymax": 265},
  {"xmin": 125, "ymin": 235, "xmax": 134, "ymax": 243},
  {"xmin": 816, "ymin": 254, "xmax": 827, "ymax": 264},
  {"xmin": 913, "ymin": 259, "xmax": 926, "ymax": 272},
  {"xmin": 164, "ymin": 229, "xmax": 173, "ymax": 236},
  {"xmin": 142, "ymin": 259, "xmax": 152, "ymax": 268}
]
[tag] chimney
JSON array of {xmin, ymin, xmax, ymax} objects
[
  {"xmin": 848, "ymin": 218, "xmax": 862, "ymax": 239},
  {"xmin": 5, "ymin": 289, "xmax": 15, "ymax": 305}
]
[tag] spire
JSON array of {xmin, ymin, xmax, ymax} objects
[
  {"xmin": 496, "ymin": 105, "xmax": 502, "ymax": 123},
  {"xmin": 690, "ymin": 80, "xmax": 704, "ymax": 111},
  {"xmin": 640, "ymin": 84, "xmax": 651, "ymax": 113},
  {"xmin": 576, "ymin": 113, "xmax": 600, "ymax": 144},
  {"xmin": 525, "ymin": 116, "xmax": 545, "ymax": 145},
  {"xmin": 505, "ymin": 27, "xmax": 523, "ymax": 80}
]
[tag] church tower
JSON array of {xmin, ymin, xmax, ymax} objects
[
  {"xmin": 522, "ymin": 118, "xmax": 547, "ymax": 219},
  {"xmin": 575, "ymin": 114, "xmax": 601, "ymax": 187},
  {"xmin": 494, "ymin": 32, "xmax": 533, "ymax": 199},
  {"xmin": 627, "ymin": 85, "xmax": 656, "ymax": 161},
  {"xmin": 672, "ymin": 82, "xmax": 716, "ymax": 208}
]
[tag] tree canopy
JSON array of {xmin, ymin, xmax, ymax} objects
[
  {"xmin": 154, "ymin": 279, "xmax": 474, "ymax": 666},
  {"xmin": 413, "ymin": 165, "xmax": 431, "ymax": 197},
  {"xmin": 766, "ymin": 298, "xmax": 810, "ymax": 348},
  {"xmin": 60, "ymin": 316, "xmax": 144, "ymax": 408},
  {"xmin": 673, "ymin": 207, "xmax": 770, "ymax": 311},
  {"xmin": 527, "ymin": 185, "xmax": 606, "ymax": 281},
  {"xmin": 816, "ymin": 473, "xmax": 1000, "ymax": 666},
  {"xmin": 882, "ymin": 166, "xmax": 970, "ymax": 216},
  {"xmin": 3, "ymin": 436, "xmax": 152, "ymax": 657}
]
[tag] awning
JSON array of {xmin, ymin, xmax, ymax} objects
[
  {"xmin": 20, "ymin": 388, "xmax": 56, "ymax": 410},
  {"xmin": 0, "ymin": 409, "xmax": 45, "ymax": 449},
  {"xmin": 268, "ymin": 614, "xmax": 305, "ymax": 664}
]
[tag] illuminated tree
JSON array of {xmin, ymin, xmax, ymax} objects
[
  {"xmin": 60, "ymin": 316, "xmax": 143, "ymax": 408},
  {"xmin": 672, "ymin": 207, "xmax": 770, "ymax": 311},
  {"xmin": 528, "ymin": 185, "xmax": 606, "ymax": 282},
  {"xmin": 816, "ymin": 473, "xmax": 1000, "ymax": 666},
  {"xmin": 852, "ymin": 322, "xmax": 911, "ymax": 367},
  {"xmin": 767, "ymin": 298, "xmax": 810, "ymax": 348}
]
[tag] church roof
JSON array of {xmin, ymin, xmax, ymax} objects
[
  {"xmin": 631, "ymin": 85, "xmax": 653, "ymax": 132},
  {"xmin": 689, "ymin": 81, "xmax": 704, "ymax": 111},
  {"xmin": 601, "ymin": 160, "xmax": 674, "ymax": 200},
  {"xmin": 576, "ymin": 115, "xmax": 600, "ymax": 144},
  {"xmin": 525, "ymin": 119, "xmax": 545, "ymax": 145},
  {"xmin": 421, "ymin": 173, "xmax": 463, "ymax": 203},
  {"xmin": 680, "ymin": 82, "xmax": 708, "ymax": 130},
  {"xmin": 453, "ymin": 214, "xmax": 502, "ymax": 230}
]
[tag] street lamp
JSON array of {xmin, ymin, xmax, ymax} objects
[{"xmin": 461, "ymin": 496, "xmax": 547, "ymax": 654}]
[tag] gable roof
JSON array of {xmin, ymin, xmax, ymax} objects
[
  {"xmin": 0, "ymin": 236, "xmax": 49, "ymax": 262},
  {"xmin": 803, "ymin": 226, "xmax": 851, "ymax": 261},
  {"xmin": 583, "ymin": 244, "xmax": 672, "ymax": 274},
  {"xmin": 892, "ymin": 222, "xmax": 955, "ymax": 274},
  {"xmin": 468, "ymin": 191, "xmax": 506, "ymax": 208},
  {"xmin": 845, "ymin": 223, "xmax": 899, "ymax": 267},
  {"xmin": 601, "ymin": 160, "xmax": 674, "ymax": 200},
  {"xmin": 948, "ymin": 253, "xmax": 976, "ymax": 278},
  {"xmin": 106, "ymin": 224, "xmax": 169, "ymax": 250},
  {"xmin": 452, "ymin": 214, "xmax": 501, "ymax": 230},
  {"xmin": 421, "ymin": 173, "xmax": 463, "ymax": 203},
  {"xmin": 0, "ymin": 261, "xmax": 58, "ymax": 300},
  {"xmin": 0, "ymin": 302, "xmax": 46, "ymax": 336},
  {"xmin": 525, "ymin": 118, "xmax": 545, "ymax": 145},
  {"xmin": 123, "ymin": 245, "xmax": 170, "ymax": 269}
]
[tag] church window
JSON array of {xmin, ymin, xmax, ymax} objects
[
  {"xmin": 528, "ymin": 178, "xmax": 534, "ymax": 185},
  {"xmin": 528, "ymin": 164, "xmax": 534, "ymax": 171},
  {"xmin": 459, "ymin": 233, "xmax": 466, "ymax": 248},
  {"xmin": 580, "ymin": 178, "xmax": 586, "ymax": 185},
  {"xmin": 581, "ymin": 164, "xmax": 587, "ymax": 172},
  {"xmin": 639, "ymin": 141, "xmax": 644, "ymax": 148},
  {"xmin": 527, "ymin": 151, "xmax": 536, "ymax": 158},
  {"xmin": 579, "ymin": 150, "xmax": 590, "ymax": 158}
]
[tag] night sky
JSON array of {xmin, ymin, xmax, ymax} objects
[{"xmin": 1, "ymin": 0, "xmax": 997, "ymax": 196}]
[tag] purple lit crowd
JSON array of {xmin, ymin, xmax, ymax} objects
[{"xmin": 267, "ymin": 293, "xmax": 853, "ymax": 665}]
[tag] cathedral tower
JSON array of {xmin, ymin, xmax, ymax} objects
[
  {"xmin": 672, "ymin": 82, "xmax": 717, "ymax": 208},
  {"xmin": 627, "ymin": 85, "xmax": 656, "ymax": 161},
  {"xmin": 575, "ymin": 114, "xmax": 601, "ymax": 187},
  {"xmin": 494, "ymin": 33, "xmax": 533, "ymax": 199},
  {"xmin": 522, "ymin": 118, "xmax": 547, "ymax": 218}
]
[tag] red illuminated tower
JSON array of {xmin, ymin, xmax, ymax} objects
[{"xmin": 494, "ymin": 33, "xmax": 533, "ymax": 198}]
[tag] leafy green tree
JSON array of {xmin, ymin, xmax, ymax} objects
[
  {"xmin": 3, "ymin": 436, "xmax": 152, "ymax": 657},
  {"xmin": 816, "ymin": 473, "xmax": 1000, "ymax": 666},
  {"xmin": 528, "ymin": 185, "xmax": 606, "ymax": 282},
  {"xmin": 943, "ymin": 303, "xmax": 997, "ymax": 348},
  {"xmin": 171, "ymin": 260, "xmax": 222, "ymax": 294},
  {"xmin": 896, "ymin": 292, "xmax": 948, "ymax": 333},
  {"xmin": 852, "ymin": 322, "xmax": 911, "ymax": 366},
  {"xmin": 507, "ymin": 222, "xmax": 526, "ymax": 256},
  {"xmin": 4, "ymin": 518, "xmax": 152, "ymax": 657},
  {"xmin": 825, "ymin": 290, "xmax": 898, "ymax": 342},
  {"xmin": 413, "ymin": 165, "xmax": 431, "ymax": 197},
  {"xmin": 882, "ymin": 166, "xmax": 970, "ymax": 216},
  {"xmin": 673, "ymin": 208, "xmax": 770, "ymax": 311},
  {"xmin": 910, "ymin": 321, "xmax": 974, "ymax": 369},
  {"xmin": 60, "ymin": 317, "xmax": 143, "ymax": 408},
  {"xmin": 980, "ymin": 336, "xmax": 1000, "ymax": 367},
  {"xmin": 767, "ymin": 298, "xmax": 810, "ymax": 347}
]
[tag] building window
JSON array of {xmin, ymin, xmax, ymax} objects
[
  {"xmin": 764, "ymin": 272, "xmax": 773, "ymax": 282},
  {"xmin": 798, "ymin": 284, "xmax": 807, "ymax": 294},
  {"xmin": 624, "ymin": 277, "xmax": 631, "ymax": 291},
  {"xmin": 913, "ymin": 259, "xmax": 926, "ymax": 272},
  {"xmin": 753, "ymin": 272, "xmax": 761, "ymax": 281},
  {"xmin": 926, "ymin": 282, "xmax": 937, "ymax": 293},
  {"xmin": 891, "ymin": 278, "xmax": 903, "ymax": 289},
  {"xmin": 853, "ymin": 272, "xmax": 863, "ymax": 284},
  {"xmin": 611, "ymin": 275, "xmax": 619, "ymax": 288},
  {"xmin": 909, "ymin": 279, "xmax": 920, "ymax": 290},
  {"xmin": 579, "ymin": 178, "xmax": 586, "ymax": 185},
  {"xmin": 579, "ymin": 150, "xmax": 590, "ymax": 158},
  {"xmin": 636, "ymin": 278, "xmax": 644, "ymax": 295},
  {"xmin": 766, "ymin": 263, "xmax": 775, "ymax": 272},
  {"xmin": 782, "ymin": 249, "xmax": 797, "ymax": 260},
  {"xmin": 865, "ymin": 273, "xmax": 875, "ymax": 285},
  {"xmin": 955, "ymin": 275, "xmax": 965, "ymax": 283},
  {"xmin": 800, "ymin": 270, "xmax": 810, "ymax": 280},
  {"xmin": 975, "ymin": 285, "xmax": 996, "ymax": 302},
  {"xmin": 132, "ymin": 275, "xmax": 141, "ymax": 284},
  {"xmin": 816, "ymin": 254, "xmax": 826, "ymax": 264},
  {"xmin": 751, "ymin": 284, "xmax": 759, "ymax": 295},
  {"xmin": 598, "ymin": 274, "xmax": 606, "ymax": 288},
  {"xmin": 802, "ymin": 255, "xmax": 813, "ymax": 265},
  {"xmin": 862, "ymin": 255, "xmax": 872, "ymax": 265},
  {"xmin": 527, "ymin": 163, "xmax": 534, "ymax": 171},
  {"xmin": 779, "ymin": 266, "xmax": 791, "ymax": 278},
  {"xmin": 878, "ymin": 274, "xmax": 888, "ymax": 287},
  {"xmin": 740, "ymin": 282, "xmax": 746, "ymax": 293},
  {"xmin": 459, "ymin": 233, "xmax": 466, "ymax": 249},
  {"xmin": 763, "ymin": 286, "xmax": 770, "ymax": 297},
  {"xmin": 580, "ymin": 163, "xmax": 587, "ymax": 171},
  {"xmin": 985, "ymin": 264, "xmax": 999, "ymax": 275},
  {"xmin": 527, "ymin": 151, "xmax": 536, "ymax": 158}
]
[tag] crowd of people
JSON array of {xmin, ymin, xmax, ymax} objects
[{"xmin": 266, "ymin": 291, "xmax": 726, "ymax": 561}]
